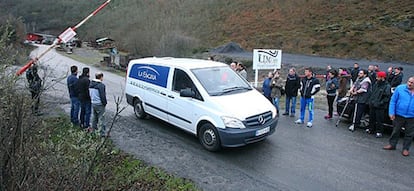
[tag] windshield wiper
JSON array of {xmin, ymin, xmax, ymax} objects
[{"xmin": 222, "ymin": 86, "xmax": 251, "ymax": 94}]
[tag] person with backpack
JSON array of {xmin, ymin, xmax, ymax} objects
[{"xmin": 366, "ymin": 71, "xmax": 391, "ymax": 138}]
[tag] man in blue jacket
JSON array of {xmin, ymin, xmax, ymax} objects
[
  {"xmin": 383, "ymin": 76, "xmax": 414, "ymax": 157},
  {"xmin": 89, "ymin": 72, "xmax": 108, "ymax": 137},
  {"xmin": 67, "ymin": 65, "xmax": 80, "ymax": 126},
  {"xmin": 262, "ymin": 72, "xmax": 274, "ymax": 103}
]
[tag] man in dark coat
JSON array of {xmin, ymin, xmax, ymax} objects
[
  {"xmin": 77, "ymin": 67, "xmax": 91, "ymax": 129},
  {"xmin": 26, "ymin": 64, "xmax": 42, "ymax": 114},
  {"xmin": 283, "ymin": 67, "xmax": 300, "ymax": 117},
  {"xmin": 390, "ymin": 67, "xmax": 403, "ymax": 88},
  {"xmin": 350, "ymin": 63, "xmax": 360, "ymax": 84},
  {"xmin": 366, "ymin": 71, "xmax": 391, "ymax": 138},
  {"xmin": 367, "ymin": 65, "xmax": 377, "ymax": 86}
]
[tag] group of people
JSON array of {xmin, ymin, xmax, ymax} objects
[
  {"xmin": 344, "ymin": 63, "xmax": 405, "ymax": 137},
  {"xmin": 262, "ymin": 67, "xmax": 320, "ymax": 128},
  {"xmin": 262, "ymin": 70, "xmax": 286, "ymax": 115},
  {"xmin": 260, "ymin": 63, "xmax": 414, "ymax": 157},
  {"xmin": 66, "ymin": 65, "xmax": 108, "ymax": 137},
  {"xmin": 229, "ymin": 61, "xmax": 248, "ymax": 80},
  {"xmin": 25, "ymin": 64, "xmax": 108, "ymax": 137},
  {"xmin": 348, "ymin": 63, "xmax": 413, "ymax": 156}
]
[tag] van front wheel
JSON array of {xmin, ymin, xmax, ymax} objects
[
  {"xmin": 134, "ymin": 99, "xmax": 147, "ymax": 119},
  {"xmin": 199, "ymin": 123, "xmax": 221, "ymax": 151}
]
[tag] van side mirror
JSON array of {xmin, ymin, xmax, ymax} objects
[{"xmin": 180, "ymin": 88, "xmax": 195, "ymax": 98}]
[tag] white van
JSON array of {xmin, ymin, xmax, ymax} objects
[{"xmin": 125, "ymin": 57, "xmax": 278, "ymax": 151}]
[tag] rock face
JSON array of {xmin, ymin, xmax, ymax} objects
[{"xmin": 210, "ymin": 42, "xmax": 245, "ymax": 54}]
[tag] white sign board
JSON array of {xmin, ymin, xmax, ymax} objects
[
  {"xmin": 252, "ymin": 49, "xmax": 282, "ymax": 87},
  {"xmin": 59, "ymin": 27, "xmax": 77, "ymax": 43},
  {"xmin": 253, "ymin": 49, "xmax": 282, "ymax": 70}
]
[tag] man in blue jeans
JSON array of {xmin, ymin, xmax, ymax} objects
[
  {"xmin": 283, "ymin": 67, "xmax": 300, "ymax": 117},
  {"xmin": 295, "ymin": 68, "xmax": 320, "ymax": 128},
  {"xmin": 89, "ymin": 72, "xmax": 107, "ymax": 137},
  {"xmin": 67, "ymin": 65, "xmax": 80, "ymax": 126},
  {"xmin": 383, "ymin": 76, "xmax": 414, "ymax": 157},
  {"xmin": 77, "ymin": 67, "xmax": 91, "ymax": 129}
]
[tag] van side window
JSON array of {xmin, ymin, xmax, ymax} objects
[{"xmin": 172, "ymin": 69, "xmax": 203, "ymax": 101}]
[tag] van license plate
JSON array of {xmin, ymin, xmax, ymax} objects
[{"xmin": 256, "ymin": 127, "xmax": 270, "ymax": 136}]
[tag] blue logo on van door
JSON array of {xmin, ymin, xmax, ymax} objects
[{"xmin": 129, "ymin": 63, "xmax": 170, "ymax": 88}]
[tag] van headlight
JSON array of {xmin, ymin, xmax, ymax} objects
[
  {"xmin": 221, "ymin": 116, "xmax": 246, "ymax": 129},
  {"xmin": 272, "ymin": 110, "xmax": 277, "ymax": 118}
]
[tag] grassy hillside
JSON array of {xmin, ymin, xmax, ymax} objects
[
  {"xmin": 220, "ymin": 0, "xmax": 414, "ymax": 63},
  {"xmin": 1, "ymin": 0, "xmax": 413, "ymax": 62}
]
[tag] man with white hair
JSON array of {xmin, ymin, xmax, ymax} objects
[
  {"xmin": 89, "ymin": 72, "xmax": 108, "ymax": 137},
  {"xmin": 383, "ymin": 76, "xmax": 414, "ymax": 157},
  {"xmin": 230, "ymin": 62, "xmax": 237, "ymax": 71}
]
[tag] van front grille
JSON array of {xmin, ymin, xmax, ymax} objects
[{"xmin": 244, "ymin": 111, "xmax": 273, "ymax": 127}]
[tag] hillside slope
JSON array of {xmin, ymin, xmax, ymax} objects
[
  {"xmin": 1, "ymin": 0, "xmax": 413, "ymax": 63},
  {"xmin": 220, "ymin": 0, "xmax": 414, "ymax": 63}
]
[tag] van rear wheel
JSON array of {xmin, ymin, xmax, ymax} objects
[
  {"xmin": 199, "ymin": 123, "xmax": 221, "ymax": 152},
  {"xmin": 134, "ymin": 99, "xmax": 147, "ymax": 119}
]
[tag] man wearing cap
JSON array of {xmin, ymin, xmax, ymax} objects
[
  {"xmin": 383, "ymin": 76, "xmax": 414, "ymax": 156},
  {"xmin": 390, "ymin": 67, "xmax": 403, "ymax": 88},
  {"xmin": 366, "ymin": 71, "xmax": 391, "ymax": 138}
]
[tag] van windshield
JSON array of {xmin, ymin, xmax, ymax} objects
[{"xmin": 192, "ymin": 66, "xmax": 252, "ymax": 96}]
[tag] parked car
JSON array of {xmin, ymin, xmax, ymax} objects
[{"xmin": 336, "ymin": 96, "xmax": 393, "ymax": 129}]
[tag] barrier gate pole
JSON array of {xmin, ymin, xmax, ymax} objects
[{"xmin": 16, "ymin": 0, "xmax": 112, "ymax": 76}]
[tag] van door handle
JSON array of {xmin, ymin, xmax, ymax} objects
[
  {"xmin": 168, "ymin": 95, "xmax": 174, "ymax": 99},
  {"xmin": 160, "ymin": 92, "xmax": 166, "ymax": 96}
]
